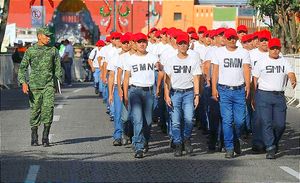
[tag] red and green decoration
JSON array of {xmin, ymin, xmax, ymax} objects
[
  {"xmin": 29, "ymin": 0, "xmax": 54, "ymax": 8},
  {"xmin": 99, "ymin": 0, "xmax": 130, "ymax": 32}
]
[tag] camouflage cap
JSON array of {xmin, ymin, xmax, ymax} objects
[{"xmin": 36, "ymin": 26, "xmax": 53, "ymax": 36}]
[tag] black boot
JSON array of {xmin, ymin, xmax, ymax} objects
[
  {"xmin": 234, "ymin": 139, "xmax": 241, "ymax": 155},
  {"xmin": 31, "ymin": 127, "xmax": 39, "ymax": 146},
  {"xmin": 184, "ymin": 139, "xmax": 193, "ymax": 155},
  {"xmin": 174, "ymin": 144, "xmax": 183, "ymax": 157},
  {"xmin": 42, "ymin": 125, "xmax": 51, "ymax": 147}
]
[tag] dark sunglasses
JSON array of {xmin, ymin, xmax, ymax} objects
[
  {"xmin": 237, "ymin": 31, "xmax": 247, "ymax": 34},
  {"xmin": 178, "ymin": 41, "xmax": 188, "ymax": 45},
  {"xmin": 137, "ymin": 39, "xmax": 147, "ymax": 43},
  {"xmin": 122, "ymin": 41, "xmax": 129, "ymax": 44},
  {"xmin": 227, "ymin": 36, "xmax": 237, "ymax": 41},
  {"xmin": 270, "ymin": 46, "xmax": 281, "ymax": 50},
  {"xmin": 260, "ymin": 38, "xmax": 269, "ymax": 42}
]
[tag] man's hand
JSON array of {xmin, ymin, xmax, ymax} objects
[
  {"xmin": 251, "ymin": 99, "xmax": 256, "ymax": 111},
  {"xmin": 212, "ymin": 89, "xmax": 219, "ymax": 101},
  {"xmin": 291, "ymin": 80, "xmax": 297, "ymax": 89},
  {"xmin": 91, "ymin": 66, "xmax": 95, "ymax": 73},
  {"xmin": 109, "ymin": 95, "xmax": 113, "ymax": 105},
  {"xmin": 156, "ymin": 87, "xmax": 160, "ymax": 97},
  {"xmin": 124, "ymin": 97, "xmax": 129, "ymax": 109},
  {"xmin": 22, "ymin": 83, "xmax": 29, "ymax": 94},
  {"xmin": 165, "ymin": 96, "xmax": 172, "ymax": 108},
  {"xmin": 245, "ymin": 85, "xmax": 250, "ymax": 99},
  {"xmin": 194, "ymin": 96, "xmax": 199, "ymax": 109}
]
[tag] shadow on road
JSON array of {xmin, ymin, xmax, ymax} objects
[{"xmin": 53, "ymin": 136, "xmax": 112, "ymax": 145}]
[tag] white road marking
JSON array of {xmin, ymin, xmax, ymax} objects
[
  {"xmin": 72, "ymin": 88, "xmax": 83, "ymax": 93},
  {"xmin": 55, "ymin": 104, "xmax": 63, "ymax": 109},
  {"xmin": 63, "ymin": 96, "xmax": 69, "ymax": 100},
  {"xmin": 53, "ymin": 115, "xmax": 60, "ymax": 122},
  {"xmin": 24, "ymin": 165, "xmax": 40, "ymax": 183},
  {"xmin": 280, "ymin": 166, "xmax": 300, "ymax": 180}
]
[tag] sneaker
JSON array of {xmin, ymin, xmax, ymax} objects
[
  {"xmin": 134, "ymin": 150, "xmax": 144, "ymax": 158},
  {"xmin": 225, "ymin": 150, "xmax": 234, "ymax": 159},
  {"xmin": 95, "ymin": 88, "xmax": 99, "ymax": 94},
  {"xmin": 113, "ymin": 139, "xmax": 122, "ymax": 146},
  {"xmin": 143, "ymin": 142, "xmax": 149, "ymax": 153},
  {"xmin": 234, "ymin": 139, "xmax": 241, "ymax": 155},
  {"xmin": 110, "ymin": 116, "xmax": 114, "ymax": 121}
]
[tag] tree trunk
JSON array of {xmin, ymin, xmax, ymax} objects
[{"xmin": 0, "ymin": 0, "xmax": 10, "ymax": 52}]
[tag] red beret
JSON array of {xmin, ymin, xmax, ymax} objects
[
  {"xmin": 198, "ymin": 26, "xmax": 207, "ymax": 33},
  {"xmin": 187, "ymin": 27, "xmax": 196, "ymax": 34},
  {"xmin": 237, "ymin": 25, "xmax": 248, "ymax": 33},
  {"xmin": 134, "ymin": 32, "xmax": 148, "ymax": 42},
  {"xmin": 95, "ymin": 40, "xmax": 105, "ymax": 47},
  {"xmin": 268, "ymin": 38, "xmax": 281, "ymax": 48},
  {"xmin": 191, "ymin": 33, "xmax": 199, "ymax": 40},
  {"xmin": 224, "ymin": 28, "xmax": 238, "ymax": 39},
  {"xmin": 176, "ymin": 33, "xmax": 190, "ymax": 44}
]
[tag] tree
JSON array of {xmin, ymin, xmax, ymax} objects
[
  {"xmin": 0, "ymin": 0, "xmax": 10, "ymax": 52},
  {"xmin": 250, "ymin": 0, "xmax": 300, "ymax": 54}
]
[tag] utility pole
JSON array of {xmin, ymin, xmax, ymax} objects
[
  {"xmin": 113, "ymin": 0, "xmax": 116, "ymax": 32},
  {"xmin": 147, "ymin": 0, "xmax": 150, "ymax": 32},
  {"xmin": 131, "ymin": 0, "xmax": 133, "ymax": 33}
]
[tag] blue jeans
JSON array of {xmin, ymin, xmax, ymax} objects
[
  {"xmin": 103, "ymin": 82, "xmax": 114, "ymax": 116},
  {"xmin": 93, "ymin": 68, "xmax": 103, "ymax": 93},
  {"xmin": 130, "ymin": 87, "xmax": 154, "ymax": 151},
  {"xmin": 113, "ymin": 86, "xmax": 123, "ymax": 140},
  {"xmin": 169, "ymin": 90, "xmax": 194, "ymax": 145},
  {"xmin": 218, "ymin": 85, "xmax": 246, "ymax": 150},
  {"xmin": 121, "ymin": 87, "xmax": 133, "ymax": 138},
  {"xmin": 63, "ymin": 61, "xmax": 72, "ymax": 85},
  {"xmin": 255, "ymin": 90, "xmax": 286, "ymax": 151}
]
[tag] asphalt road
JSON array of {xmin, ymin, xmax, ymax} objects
[{"xmin": 1, "ymin": 82, "xmax": 299, "ymax": 182}]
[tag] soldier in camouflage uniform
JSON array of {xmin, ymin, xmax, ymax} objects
[{"xmin": 18, "ymin": 26, "xmax": 62, "ymax": 147}]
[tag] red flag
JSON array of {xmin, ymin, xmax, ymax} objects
[
  {"xmin": 29, "ymin": 0, "xmax": 36, "ymax": 8},
  {"xmin": 48, "ymin": 0, "xmax": 54, "ymax": 8}
]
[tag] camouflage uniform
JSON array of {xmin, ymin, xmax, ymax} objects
[{"xmin": 18, "ymin": 26, "xmax": 62, "ymax": 146}]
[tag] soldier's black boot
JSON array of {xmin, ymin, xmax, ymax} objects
[
  {"xmin": 31, "ymin": 126, "xmax": 39, "ymax": 146},
  {"xmin": 184, "ymin": 139, "xmax": 193, "ymax": 155},
  {"xmin": 42, "ymin": 125, "xmax": 51, "ymax": 147}
]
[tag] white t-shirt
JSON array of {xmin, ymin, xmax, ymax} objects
[
  {"xmin": 160, "ymin": 46, "xmax": 177, "ymax": 66},
  {"xmin": 123, "ymin": 53, "xmax": 159, "ymax": 87},
  {"xmin": 249, "ymin": 48, "xmax": 268, "ymax": 69},
  {"xmin": 252, "ymin": 56, "xmax": 293, "ymax": 91},
  {"xmin": 165, "ymin": 54, "xmax": 202, "ymax": 89},
  {"xmin": 187, "ymin": 49, "xmax": 202, "ymax": 64},
  {"xmin": 116, "ymin": 52, "xmax": 133, "ymax": 85},
  {"xmin": 88, "ymin": 47, "xmax": 102, "ymax": 68},
  {"xmin": 156, "ymin": 43, "xmax": 172, "ymax": 58},
  {"xmin": 146, "ymin": 41, "xmax": 158, "ymax": 55},
  {"xmin": 236, "ymin": 40, "xmax": 243, "ymax": 48},
  {"xmin": 193, "ymin": 42, "xmax": 207, "ymax": 61},
  {"xmin": 204, "ymin": 46, "xmax": 217, "ymax": 63},
  {"xmin": 212, "ymin": 47, "xmax": 250, "ymax": 86},
  {"xmin": 106, "ymin": 52, "xmax": 121, "ymax": 84}
]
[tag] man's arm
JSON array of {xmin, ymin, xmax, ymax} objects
[
  {"xmin": 193, "ymin": 75, "xmax": 200, "ymax": 109},
  {"xmin": 117, "ymin": 68, "xmax": 123, "ymax": 100},
  {"xmin": 123, "ymin": 70, "xmax": 130, "ymax": 107},
  {"xmin": 108, "ymin": 70, "xmax": 115, "ymax": 104},
  {"xmin": 54, "ymin": 48, "xmax": 63, "ymax": 82},
  {"xmin": 87, "ymin": 59, "xmax": 95, "ymax": 72},
  {"xmin": 18, "ymin": 50, "xmax": 30, "ymax": 94},
  {"xmin": 288, "ymin": 72, "xmax": 297, "ymax": 89},
  {"xmin": 102, "ymin": 62, "xmax": 108, "ymax": 83},
  {"xmin": 164, "ymin": 73, "xmax": 172, "ymax": 108},
  {"xmin": 156, "ymin": 71, "xmax": 164, "ymax": 97},
  {"xmin": 211, "ymin": 64, "xmax": 219, "ymax": 101},
  {"xmin": 243, "ymin": 64, "xmax": 251, "ymax": 99}
]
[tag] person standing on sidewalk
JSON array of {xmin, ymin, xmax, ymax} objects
[
  {"xmin": 18, "ymin": 26, "xmax": 62, "ymax": 147},
  {"xmin": 62, "ymin": 39, "xmax": 74, "ymax": 86}
]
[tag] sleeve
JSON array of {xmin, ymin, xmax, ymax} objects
[
  {"xmin": 284, "ymin": 58, "xmax": 294, "ymax": 74},
  {"xmin": 242, "ymin": 50, "xmax": 251, "ymax": 65},
  {"xmin": 18, "ymin": 49, "xmax": 30, "ymax": 84},
  {"xmin": 54, "ymin": 48, "xmax": 63, "ymax": 82},
  {"xmin": 211, "ymin": 50, "xmax": 219, "ymax": 65},
  {"xmin": 252, "ymin": 61, "xmax": 261, "ymax": 78},
  {"xmin": 151, "ymin": 54, "xmax": 159, "ymax": 64},
  {"xmin": 116, "ymin": 54, "xmax": 124, "ymax": 69},
  {"xmin": 192, "ymin": 58, "xmax": 202, "ymax": 75},
  {"xmin": 106, "ymin": 55, "xmax": 116, "ymax": 71},
  {"xmin": 88, "ymin": 48, "xmax": 96, "ymax": 60},
  {"xmin": 123, "ymin": 57, "xmax": 131, "ymax": 71},
  {"xmin": 164, "ymin": 62, "xmax": 171, "ymax": 75},
  {"xmin": 205, "ymin": 48, "xmax": 213, "ymax": 61}
]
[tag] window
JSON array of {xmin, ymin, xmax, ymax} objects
[{"xmin": 174, "ymin": 12, "xmax": 182, "ymax": 21}]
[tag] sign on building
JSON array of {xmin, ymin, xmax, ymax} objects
[{"xmin": 31, "ymin": 6, "xmax": 45, "ymax": 28}]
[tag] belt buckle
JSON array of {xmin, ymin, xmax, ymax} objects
[{"xmin": 229, "ymin": 86, "xmax": 234, "ymax": 90}]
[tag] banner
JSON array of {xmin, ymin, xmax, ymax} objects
[{"xmin": 31, "ymin": 6, "xmax": 45, "ymax": 28}]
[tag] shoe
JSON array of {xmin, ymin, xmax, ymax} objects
[
  {"xmin": 110, "ymin": 116, "xmax": 114, "ymax": 121},
  {"xmin": 174, "ymin": 144, "xmax": 183, "ymax": 157},
  {"xmin": 216, "ymin": 141, "xmax": 223, "ymax": 152},
  {"xmin": 208, "ymin": 144, "xmax": 216, "ymax": 152},
  {"xmin": 95, "ymin": 88, "xmax": 99, "ymax": 94},
  {"xmin": 170, "ymin": 139, "xmax": 175, "ymax": 149},
  {"xmin": 134, "ymin": 150, "xmax": 144, "ymax": 158},
  {"xmin": 234, "ymin": 139, "xmax": 241, "ymax": 155},
  {"xmin": 143, "ymin": 142, "xmax": 149, "ymax": 153},
  {"xmin": 113, "ymin": 139, "xmax": 122, "ymax": 146},
  {"xmin": 275, "ymin": 144, "xmax": 279, "ymax": 154},
  {"xmin": 266, "ymin": 149, "xmax": 276, "ymax": 159},
  {"xmin": 42, "ymin": 125, "xmax": 51, "ymax": 147},
  {"xmin": 225, "ymin": 150, "xmax": 234, "ymax": 159},
  {"xmin": 252, "ymin": 146, "xmax": 266, "ymax": 154},
  {"xmin": 184, "ymin": 139, "xmax": 193, "ymax": 155},
  {"xmin": 31, "ymin": 127, "xmax": 39, "ymax": 146}
]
